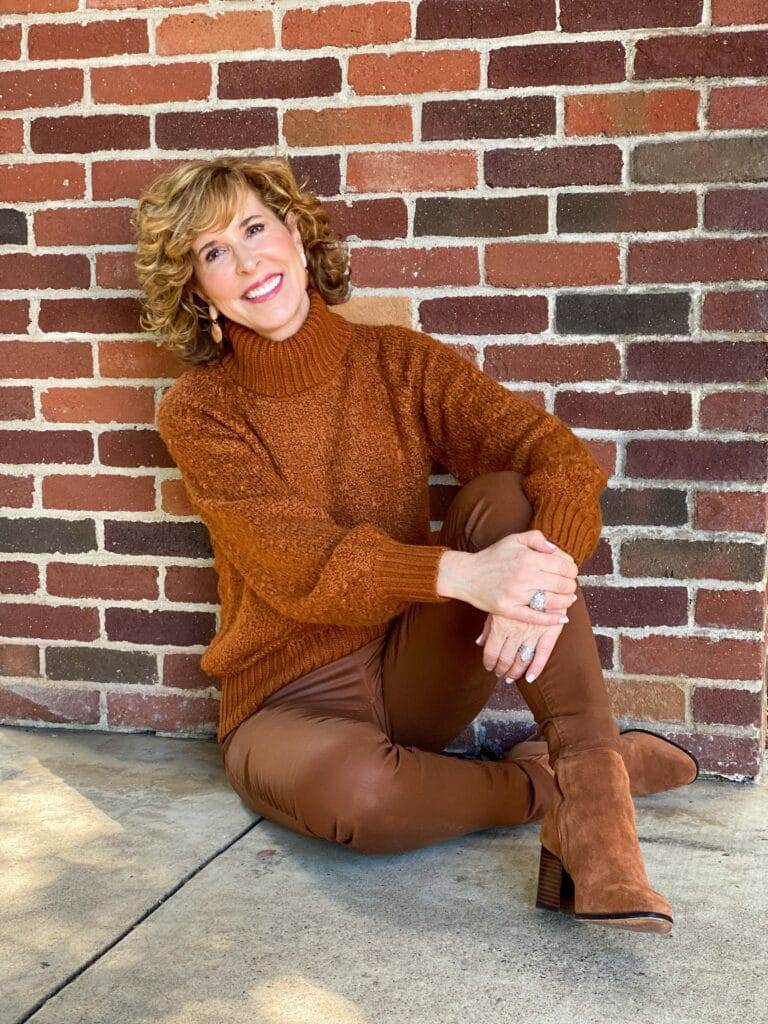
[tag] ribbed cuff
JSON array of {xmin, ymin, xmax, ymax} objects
[
  {"xmin": 375, "ymin": 539, "xmax": 454, "ymax": 604},
  {"xmin": 530, "ymin": 495, "xmax": 601, "ymax": 568}
]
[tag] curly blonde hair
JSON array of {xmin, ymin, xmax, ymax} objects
[{"xmin": 131, "ymin": 154, "xmax": 352, "ymax": 366}]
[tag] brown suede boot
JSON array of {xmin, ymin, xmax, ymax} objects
[
  {"xmin": 505, "ymin": 727, "xmax": 698, "ymax": 803},
  {"xmin": 535, "ymin": 747, "xmax": 673, "ymax": 934}
]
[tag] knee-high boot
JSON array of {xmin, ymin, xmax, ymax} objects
[{"xmin": 514, "ymin": 584, "xmax": 674, "ymax": 934}]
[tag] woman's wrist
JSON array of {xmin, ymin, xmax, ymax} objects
[{"xmin": 436, "ymin": 549, "xmax": 474, "ymax": 601}]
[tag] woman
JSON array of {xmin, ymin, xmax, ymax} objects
[{"xmin": 133, "ymin": 154, "xmax": 698, "ymax": 935}]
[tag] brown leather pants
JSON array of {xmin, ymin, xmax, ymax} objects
[{"xmin": 221, "ymin": 470, "xmax": 619, "ymax": 854}]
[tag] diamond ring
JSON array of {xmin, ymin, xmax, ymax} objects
[
  {"xmin": 517, "ymin": 643, "xmax": 535, "ymax": 664},
  {"xmin": 529, "ymin": 589, "xmax": 547, "ymax": 611}
]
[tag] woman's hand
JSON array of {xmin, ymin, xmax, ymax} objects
[{"xmin": 475, "ymin": 613, "xmax": 566, "ymax": 685}]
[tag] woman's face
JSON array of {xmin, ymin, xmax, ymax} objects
[{"xmin": 189, "ymin": 187, "xmax": 310, "ymax": 341}]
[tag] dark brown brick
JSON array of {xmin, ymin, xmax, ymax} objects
[
  {"xmin": 156, "ymin": 108, "xmax": 276, "ymax": 150},
  {"xmin": 663, "ymin": 730, "xmax": 762, "ymax": 777},
  {"xmin": 416, "ymin": 0, "xmax": 554, "ymax": 39},
  {"xmin": 583, "ymin": 584, "xmax": 688, "ymax": 627},
  {"xmin": 46, "ymin": 645, "xmax": 158, "ymax": 686},
  {"xmin": 419, "ymin": 294, "xmax": 548, "ymax": 335},
  {"xmin": 100, "ymin": 428, "xmax": 181, "ymax": 469},
  {"xmin": 422, "ymin": 96, "xmax": 554, "ymax": 141},
  {"xmin": 704, "ymin": 187, "xmax": 768, "ymax": 231},
  {"xmin": 561, "ymin": 0, "xmax": 703, "ymax": 31},
  {"xmin": 629, "ymin": 238, "xmax": 768, "ymax": 283},
  {"xmin": 700, "ymin": 390, "xmax": 768, "ymax": 432},
  {"xmin": 0, "ymin": 474, "xmax": 33, "ymax": 509},
  {"xmin": 622, "ymin": 633, "xmax": 764, "ymax": 681},
  {"xmin": 626, "ymin": 340, "xmax": 767, "ymax": 382},
  {"xmin": 324, "ymin": 197, "xmax": 408, "ymax": 239},
  {"xmin": 635, "ymin": 30, "xmax": 768, "ymax": 81},
  {"xmin": 163, "ymin": 652, "xmax": 220, "ymax": 691},
  {"xmin": 0, "ymin": 561, "xmax": 38, "ymax": 595},
  {"xmin": 626, "ymin": 438, "xmax": 766, "ymax": 481},
  {"xmin": 702, "ymin": 289, "xmax": 768, "ymax": 331},
  {"xmin": 555, "ymin": 291, "xmax": 690, "ymax": 335},
  {"xmin": 34, "ymin": 205, "xmax": 136, "ymax": 246},
  {"xmin": 31, "ymin": 115, "xmax": 149, "ymax": 154},
  {"xmin": 1, "ymin": 602, "xmax": 99, "ymax": 640},
  {"xmin": 105, "ymin": 606, "xmax": 216, "ymax": 647},
  {"xmin": 104, "ymin": 520, "xmax": 212, "ymax": 560},
  {"xmin": 693, "ymin": 686, "xmax": 763, "ymax": 726},
  {"xmin": 486, "ymin": 143, "xmax": 623, "ymax": 188},
  {"xmin": 0, "ymin": 430, "xmax": 92, "ymax": 466},
  {"xmin": 165, "ymin": 565, "xmax": 219, "ymax": 605},
  {"xmin": 0, "ymin": 208, "xmax": 26, "ymax": 244},
  {"xmin": 219, "ymin": 57, "xmax": 341, "ymax": 99},
  {"xmin": 38, "ymin": 298, "xmax": 142, "ymax": 334},
  {"xmin": 632, "ymin": 137, "xmax": 768, "ymax": 184},
  {"xmin": 0, "ymin": 516, "xmax": 95, "ymax": 554},
  {"xmin": 0, "ymin": 386, "xmax": 33, "ymax": 420},
  {"xmin": 695, "ymin": 490, "xmax": 767, "ymax": 534},
  {"xmin": 695, "ymin": 587, "xmax": 765, "ymax": 631},
  {"xmin": 600, "ymin": 486, "xmax": 688, "ymax": 527},
  {"xmin": 0, "ymin": 253, "xmax": 89, "ymax": 290},
  {"xmin": 621, "ymin": 538, "xmax": 765, "ymax": 582},
  {"xmin": 489, "ymin": 42, "xmax": 625, "ymax": 87},
  {"xmin": 485, "ymin": 342, "xmax": 620, "ymax": 383},
  {"xmin": 415, "ymin": 195, "xmax": 547, "ymax": 237},
  {"xmin": 555, "ymin": 389, "xmax": 691, "ymax": 430},
  {"xmin": 557, "ymin": 190, "xmax": 697, "ymax": 234}
]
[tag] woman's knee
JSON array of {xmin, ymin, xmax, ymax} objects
[{"xmin": 449, "ymin": 470, "xmax": 534, "ymax": 549}]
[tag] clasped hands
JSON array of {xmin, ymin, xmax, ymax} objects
[{"xmin": 473, "ymin": 532, "xmax": 579, "ymax": 686}]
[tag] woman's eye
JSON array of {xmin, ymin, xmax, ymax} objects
[{"xmin": 204, "ymin": 223, "xmax": 263, "ymax": 262}]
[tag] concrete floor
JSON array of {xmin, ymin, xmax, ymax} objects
[{"xmin": 2, "ymin": 724, "xmax": 766, "ymax": 1024}]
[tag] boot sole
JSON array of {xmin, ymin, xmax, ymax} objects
[
  {"xmin": 619, "ymin": 727, "xmax": 700, "ymax": 784},
  {"xmin": 535, "ymin": 845, "xmax": 673, "ymax": 935}
]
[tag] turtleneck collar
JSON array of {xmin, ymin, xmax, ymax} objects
[{"xmin": 219, "ymin": 286, "xmax": 354, "ymax": 398}]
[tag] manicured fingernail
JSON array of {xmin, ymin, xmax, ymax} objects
[
  {"xmin": 544, "ymin": 540, "xmax": 557, "ymax": 549},
  {"xmin": 559, "ymin": 616, "xmax": 569, "ymax": 623},
  {"xmin": 504, "ymin": 676, "xmax": 512, "ymax": 684},
  {"xmin": 525, "ymin": 673, "xmax": 537, "ymax": 683},
  {"xmin": 475, "ymin": 635, "xmax": 483, "ymax": 644}
]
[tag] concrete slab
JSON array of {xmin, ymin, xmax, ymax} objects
[
  {"xmin": 0, "ymin": 726, "xmax": 256, "ymax": 1024},
  {"xmin": 5, "ymin": 724, "xmax": 766, "ymax": 1024}
]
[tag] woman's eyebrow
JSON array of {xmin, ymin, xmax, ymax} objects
[{"xmin": 195, "ymin": 214, "xmax": 263, "ymax": 256}]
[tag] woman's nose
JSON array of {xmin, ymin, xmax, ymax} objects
[{"xmin": 235, "ymin": 248, "xmax": 257, "ymax": 273}]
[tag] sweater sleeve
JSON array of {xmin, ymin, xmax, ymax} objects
[
  {"xmin": 411, "ymin": 328, "xmax": 610, "ymax": 568},
  {"xmin": 156, "ymin": 395, "xmax": 453, "ymax": 628}
]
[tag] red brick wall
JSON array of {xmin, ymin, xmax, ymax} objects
[{"xmin": 1, "ymin": 0, "xmax": 766, "ymax": 779}]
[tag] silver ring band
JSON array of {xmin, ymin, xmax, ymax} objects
[
  {"xmin": 517, "ymin": 643, "xmax": 535, "ymax": 664},
  {"xmin": 529, "ymin": 589, "xmax": 547, "ymax": 611}
]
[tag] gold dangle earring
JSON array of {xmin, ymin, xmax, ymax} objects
[{"xmin": 208, "ymin": 303, "xmax": 223, "ymax": 346}]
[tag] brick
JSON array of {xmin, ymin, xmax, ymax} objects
[
  {"xmin": 555, "ymin": 389, "xmax": 691, "ymax": 430},
  {"xmin": 606, "ymin": 678, "xmax": 687, "ymax": 722},
  {"xmin": 0, "ymin": 684, "xmax": 99, "ymax": 726},
  {"xmin": 0, "ymin": 208, "xmax": 26, "ymax": 244},
  {"xmin": 48, "ymin": 560, "xmax": 156, "ymax": 600},
  {"xmin": 0, "ymin": 473, "xmax": 33, "ymax": 508},
  {"xmin": 0, "ymin": 385, "xmax": 33, "ymax": 419},
  {"xmin": 666, "ymin": 730, "xmax": 761, "ymax": 777},
  {"xmin": 627, "ymin": 340, "xmax": 767, "ymax": 382},
  {"xmin": 563, "ymin": 191, "xmax": 695, "ymax": 235},
  {"xmin": 693, "ymin": 686, "xmax": 763, "ymax": 726},
  {"xmin": 92, "ymin": 63, "xmax": 210, "ymax": 105},
  {"xmin": 282, "ymin": 2, "xmax": 411, "ymax": 49},
  {"xmin": 350, "ymin": 245, "xmax": 478, "ymax": 288},
  {"xmin": 32, "ymin": 114, "xmax": 149, "ymax": 154},
  {"xmin": 219, "ymin": 58, "xmax": 340, "ymax": 100},
  {"xmin": 584, "ymin": 584, "xmax": 688, "ymax": 627},
  {"xmin": 0, "ymin": 561, "xmax": 38, "ymax": 595},
  {"xmin": 0, "ymin": 253, "xmax": 89, "ymax": 289},
  {"xmin": 161, "ymin": 477, "xmax": 195, "ymax": 517},
  {"xmin": 104, "ymin": 518, "xmax": 211, "ymax": 559},
  {"xmin": 38, "ymin": 298, "xmax": 141, "ymax": 334},
  {"xmin": 164, "ymin": 564, "xmax": 218, "ymax": 605},
  {"xmin": 621, "ymin": 538, "xmax": 765, "ymax": 582},
  {"xmin": 350, "ymin": 49, "xmax": 479, "ymax": 96},
  {"xmin": 43, "ymin": 474, "xmax": 155, "ymax": 512},
  {"xmin": 485, "ymin": 342, "xmax": 620, "ymax": 383},
  {"xmin": 703, "ymin": 289, "xmax": 768, "ymax": 331},
  {"xmin": 0, "ymin": 24, "xmax": 21, "ymax": 59},
  {"xmin": 100, "ymin": 428, "xmax": 175, "ymax": 469},
  {"xmin": 0, "ymin": 300, "xmax": 29, "ymax": 333},
  {"xmin": 632, "ymin": 137, "xmax": 768, "ymax": 184},
  {"xmin": 486, "ymin": 241, "xmax": 619, "ymax": 287},
  {"xmin": 556, "ymin": 291, "xmax": 689, "ymax": 335},
  {"xmin": 95, "ymin": 251, "xmax": 138, "ymax": 289},
  {"xmin": 704, "ymin": 188, "xmax": 768, "ymax": 231},
  {"xmin": 106, "ymin": 691, "xmax": 218, "ymax": 734},
  {"xmin": 489, "ymin": 42, "xmax": 625, "ymax": 88},
  {"xmin": 622, "ymin": 634, "xmax": 764, "ymax": 681},
  {"xmin": 91, "ymin": 158, "xmax": 182, "ymax": 200},
  {"xmin": 635, "ymin": 30, "xmax": 768, "ymax": 80},
  {"xmin": 0, "ymin": 430, "xmax": 92, "ymax": 466},
  {"xmin": 155, "ymin": 108, "xmax": 275, "ymax": 150},
  {"xmin": 0, "ymin": 68, "xmax": 83, "ymax": 111},
  {"xmin": 157, "ymin": 10, "xmax": 273, "ymax": 55},
  {"xmin": 626, "ymin": 438, "xmax": 766, "ymax": 482},
  {"xmin": 712, "ymin": 1, "xmax": 768, "ymax": 26},
  {"xmin": 416, "ymin": 0, "xmax": 554, "ymax": 39},
  {"xmin": 0, "ymin": 602, "xmax": 99, "ymax": 640},
  {"xmin": 2, "ymin": 340, "xmax": 93, "ymax": 379},
  {"xmin": 47, "ymin": 643, "xmax": 157, "ymax": 684},
  {"xmin": 163, "ymin": 651, "xmax": 220, "ymax": 691},
  {"xmin": 700, "ymin": 390, "xmax": 768, "ymax": 432},
  {"xmin": 348, "ymin": 149, "xmax": 476, "ymax": 192},
  {"xmin": 487, "ymin": 144, "xmax": 623, "ymax": 189},
  {"xmin": 419, "ymin": 294, "xmax": 547, "ymax": 336},
  {"xmin": 2, "ymin": 0, "xmax": 76, "ymax": 11},
  {"xmin": 561, "ymin": 0, "xmax": 703, "ymax": 31},
  {"xmin": 0, "ymin": 643, "xmax": 39, "ymax": 676},
  {"xmin": 321, "ymin": 198, "xmax": 408, "ymax": 240},
  {"xmin": 477, "ymin": 717, "xmax": 540, "ymax": 756},
  {"xmin": 566, "ymin": 89, "xmax": 699, "ymax": 137},
  {"xmin": 629, "ymin": 238, "xmax": 768, "ymax": 283},
  {"xmin": 695, "ymin": 588, "xmax": 765, "ymax": 631},
  {"xmin": 709, "ymin": 85, "xmax": 768, "ymax": 129},
  {"xmin": 600, "ymin": 486, "xmax": 688, "ymax": 528},
  {"xmin": 694, "ymin": 489, "xmax": 767, "ymax": 534},
  {"xmin": 28, "ymin": 18, "xmax": 147, "ymax": 59},
  {"xmin": 0, "ymin": 119, "xmax": 23, "ymax": 153},
  {"xmin": 87, "ymin": 0, "xmax": 191, "ymax": 8},
  {"xmin": 284, "ymin": 105, "xmax": 412, "ymax": 146},
  {"xmin": 422, "ymin": 96, "xmax": 555, "ymax": 141},
  {"xmin": 34, "ymin": 205, "xmax": 135, "ymax": 245},
  {"xmin": 0, "ymin": 162, "xmax": 85, "ymax": 202},
  {"xmin": 415, "ymin": 195, "xmax": 547, "ymax": 237},
  {"xmin": 104, "ymin": 606, "xmax": 214, "ymax": 646}
]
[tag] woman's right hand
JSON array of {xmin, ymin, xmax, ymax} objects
[{"xmin": 438, "ymin": 529, "xmax": 579, "ymax": 627}]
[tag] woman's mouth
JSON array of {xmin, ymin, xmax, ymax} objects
[{"xmin": 242, "ymin": 274, "xmax": 283, "ymax": 303}]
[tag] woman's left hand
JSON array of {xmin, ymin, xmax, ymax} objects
[{"xmin": 475, "ymin": 612, "xmax": 566, "ymax": 684}]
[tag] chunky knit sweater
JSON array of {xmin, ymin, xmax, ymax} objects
[{"xmin": 155, "ymin": 286, "xmax": 608, "ymax": 744}]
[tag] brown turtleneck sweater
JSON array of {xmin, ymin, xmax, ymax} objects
[{"xmin": 155, "ymin": 286, "xmax": 608, "ymax": 744}]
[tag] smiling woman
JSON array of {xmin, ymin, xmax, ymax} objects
[{"xmin": 131, "ymin": 154, "xmax": 352, "ymax": 365}]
